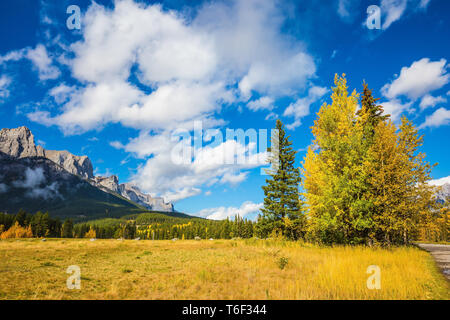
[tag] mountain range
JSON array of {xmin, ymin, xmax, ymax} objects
[
  {"xmin": 435, "ymin": 183, "xmax": 450, "ymax": 204},
  {"xmin": 0, "ymin": 126, "xmax": 175, "ymax": 220}
]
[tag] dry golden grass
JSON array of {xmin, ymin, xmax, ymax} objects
[{"xmin": 0, "ymin": 238, "xmax": 448, "ymax": 300}]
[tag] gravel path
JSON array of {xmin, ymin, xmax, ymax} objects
[{"xmin": 416, "ymin": 243, "xmax": 450, "ymax": 281}]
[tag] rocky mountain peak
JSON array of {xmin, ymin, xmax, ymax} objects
[
  {"xmin": 1, "ymin": 126, "xmax": 174, "ymax": 213},
  {"xmin": 44, "ymin": 150, "xmax": 93, "ymax": 179},
  {"xmin": 435, "ymin": 183, "xmax": 450, "ymax": 204},
  {"xmin": 0, "ymin": 126, "xmax": 94, "ymax": 179},
  {"xmin": 118, "ymin": 183, "xmax": 174, "ymax": 212},
  {"xmin": 0, "ymin": 126, "xmax": 45, "ymax": 158},
  {"xmin": 91, "ymin": 175, "xmax": 120, "ymax": 193}
]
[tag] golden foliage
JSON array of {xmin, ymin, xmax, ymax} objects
[
  {"xmin": 0, "ymin": 222, "xmax": 33, "ymax": 239},
  {"xmin": 84, "ymin": 227, "xmax": 96, "ymax": 239}
]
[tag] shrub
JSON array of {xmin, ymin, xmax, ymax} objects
[{"xmin": 277, "ymin": 256, "xmax": 289, "ymax": 270}]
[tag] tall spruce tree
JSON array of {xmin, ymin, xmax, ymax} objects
[
  {"xmin": 61, "ymin": 219, "xmax": 74, "ymax": 238},
  {"xmin": 258, "ymin": 119, "xmax": 304, "ymax": 240}
]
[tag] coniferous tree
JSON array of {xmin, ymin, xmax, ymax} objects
[
  {"xmin": 61, "ymin": 219, "xmax": 74, "ymax": 238},
  {"xmin": 357, "ymin": 81, "xmax": 389, "ymax": 143},
  {"xmin": 13, "ymin": 209, "xmax": 27, "ymax": 227},
  {"xmin": 259, "ymin": 119, "xmax": 304, "ymax": 240}
]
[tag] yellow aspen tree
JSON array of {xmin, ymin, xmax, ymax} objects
[{"xmin": 302, "ymin": 74, "xmax": 368, "ymax": 244}]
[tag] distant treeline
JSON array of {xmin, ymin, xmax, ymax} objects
[
  {"xmin": 0, "ymin": 210, "xmax": 256, "ymax": 240},
  {"xmin": 0, "ymin": 210, "xmax": 62, "ymax": 239}
]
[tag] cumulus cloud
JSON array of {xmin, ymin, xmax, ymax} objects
[
  {"xmin": 26, "ymin": 0, "xmax": 315, "ymax": 135},
  {"xmin": 247, "ymin": 96, "xmax": 274, "ymax": 111},
  {"xmin": 195, "ymin": 201, "xmax": 263, "ymax": 220},
  {"xmin": 0, "ymin": 44, "xmax": 60, "ymax": 81},
  {"xmin": 382, "ymin": 58, "xmax": 449, "ymax": 100},
  {"xmin": 419, "ymin": 94, "xmax": 447, "ymax": 110},
  {"xmin": 195, "ymin": 0, "xmax": 316, "ymax": 99},
  {"xmin": 419, "ymin": 107, "xmax": 450, "ymax": 129},
  {"xmin": 380, "ymin": 57, "xmax": 449, "ymax": 122},
  {"xmin": 21, "ymin": 0, "xmax": 317, "ymax": 201},
  {"xmin": 49, "ymin": 84, "xmax": 77, "ymax": 104},
  {"xmin": 120, "ymin": 131, "xmax": 268, "ymax": 202},
  {"xmin": 26, "ymin": 44, "xmax": 61, "ymax": 80},
  {"xmin": 381, "ymin": 99, "xmax": 413, "ymax": 122},
  {"xmin": 283, "ymin": 86, "xmax": 328, "ymax": 129}
]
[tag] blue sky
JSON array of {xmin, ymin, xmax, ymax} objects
[{"xmin": 0, "ymin": 0, "xmax": 449, "ymax": 219}]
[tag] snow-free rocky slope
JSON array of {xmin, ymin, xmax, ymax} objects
[{"xmin": 0, "ymin": 126, "xmax": 174, "ymax": 218}]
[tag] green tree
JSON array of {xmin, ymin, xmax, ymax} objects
[
  {"xmin": 259, "ymin": 119, "xmax": 304, "ymax": 240},
  {"xmin": 302, "ymin": 74, "xmax": 372, "ymax": 244},
  {"xmin": 61, "ymin": 219, "xmax": 74, "ymax": 238},
  {"xmin": 13, "ymin": 209, "xmax": 27, "ymax": 227}
]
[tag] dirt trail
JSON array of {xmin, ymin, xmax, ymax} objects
[{"xmin": 416, "ymin": 243, "xmax": 450, "ymax": 281}]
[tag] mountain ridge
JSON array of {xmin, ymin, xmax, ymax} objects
[{"xmin": 0, "ymin": 126, "xmax": 175, "ymax": 217}]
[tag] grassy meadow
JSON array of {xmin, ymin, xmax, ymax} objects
[{"xmin": 0, "ymin": 238, "xmax": 448, "ymax": 300}]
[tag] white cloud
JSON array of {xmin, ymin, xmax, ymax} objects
[
  {"xmin": 49, "ymin": 84, "xmax": 77, "ymax": 104},
  {"xmin": 337, "ymin": 0, "xmax": 360, "ymax": 22},
  {"xmin": 429, "ymin": 176, "xmax": 450, "ymax": 186},
  {"xmin": 419, "ymin": 107, "xmax": 450, "ymax": 129},
  {"xmin": 0, "ymin": 44, "xmax": 60, "ymax": 81},
  {"xmin": 381, "ymin": 99, "xmax": 413, "ymax": 122},
  {"xmin": 219, "ymin": 171, "xmax": 248, "ymax": 185},
  {"xmin": 70, "ymin": 1, "xmax": 217, "ymax": 84},
  {"xmin": 195, "ymin": 201, "xmax": 263, "ymax": 220},
  {"xmin": 11, "ymin": 167, "xmax": 60, "ymax": 200},
  {"xmin": 20, "ymin": 0, "xmax": 318, "ymax": 202},
  {"xmin": 419, "ymin": 94, "xmax": 446, "ymax": 110},
  {"xmin": 0, "ymin": 75, "xmax": 11, "ymax": 102},
  {"xmin": 12, "ymin": 167, "xmax": 46, "ymax": 189},
  {"xmin": 195, "ymin": 0, "xmax": 316, "ymax": 99},
  {"xmin": 418, "ymin": 0, "xmax": 431, "ymax": 9},
  {"xmin": 337, "ymin": 0, "xmax": 351, "ymax": 18},
  {"xmin": 164, "ymin": 187, "xmax": 202, "ymax": 203},
  {"xmin": 283, "ymin": 85, "xmax": 328, "ymax": 129},
  {"xmin": 126, "ymin": 132, "xmax": 268, "ymax": 202},
  {"xmin": 0, "ymin": 183, "xmax": 8, "ymax": 193},
  {"xmin": 26, "ymin": 44, "xmax": 60, "ymax": 80},
  {"xmin": 247, "ymin": 96, "xmax": 274, "ymax": 111},
  {"xmin": 382, "ymin": 58, "xmax": 449, "ymax": 100},
  {"xmin": 381, "ymin": 0, "xmax": 408, "ymax": 30},
  {"xmin": 27, "ymin": 0, "xmax": 315, "ymax": 136},
  {"xmin": 265, "ymin": 112, "xmax": 278, "ymax": 121},
  {"xmin": 376, "ymin": 0, "xmax": 434, "ymax": 30},
  {"xmin": 0, "ymin": 49, "xmax": 26, "ymax": 64}
]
